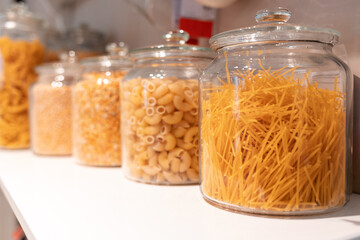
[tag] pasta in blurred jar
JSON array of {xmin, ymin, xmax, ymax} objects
[
  {"xmin": 73, "ymin": 43, "xmax": 132, "ymax": 166},
  {"xmin": 0, "ymin": 3, "xmax": 45, "ymax": 149}
]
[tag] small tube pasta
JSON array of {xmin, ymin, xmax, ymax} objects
[
  {"xmin": 156, "ymin": 106, "xmax": 166, "ymax": 115},
  {"xmin": 146, "ymin": 97, "xmax": 157, "ymax": 106},
  {"xmin": 144, "ymin": 135, "xmax": 155, "ymax": 145},
  {"xmin": 153, "ymin": 84, "xmax": 168, "ymax": 98},
  {"xmin": 165, "ymin": 104, "xmax": 175, "ymax": 113},
  {"xmin": 164, "ymin": 134, "xmax": 176, "ymax": 151},
  {"xmin": 173, "ymin": 96, "xmax": 192, "ymax": 111},
  {"xmin": 144, "ymin": 115, "xmax": 162, "ymax": 125},
  {"xmin": 162, "ymin": 111, "xmax": 183, "ymax": 124},
  {"xmin": 122, "ymin": 77, "xmax": 200, "ymax": 184},
  {"xmin": 183, "ymin": 112, "xmax": 196, "ymax": 124},
  {"xmin": 160, "ymin": 124, "xmax": 171, "ymax": 135},
  {"xmin": 172, "ymin": 127, "xmax": 186, "ymax": 138},
  {"xmin": 143, "ymin": 126, "xmax": 160, "ymax": 135},
  {"xmin": 184, "ymin": 127, "xmax": 198, "ymax": 143},
  {"xmin": 145, "ymin": 107, "xmax": 155, "ymax": 116},
  {"xmin": 158, "ymin": 93, "xmax": 174, "ymax": 105}
]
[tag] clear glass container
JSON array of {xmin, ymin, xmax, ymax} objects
[
  {"xmin": 30, "ymin": 52, "xmax": 81, "ymax": 156},
  {"xmin": 121, "ymin": 30, "xmax": 214, "ymax": 185},
  {"xmin": 43, "ymin": 28, "xmax": 63, "ymax": 63},
  {"xmin": 73, "ymin": 42, "xmax": 132, "ymax": 166},
  {"xmin": 199, "ymin": 8, "xmax": 353, "ymax": 215},
  {"xmin": 0, "ymin": 3, "xmax": 45, "ymax": 149},
  {"xmin": 65, "ymin": 24, "xmax": 105, "ymax": 60}
]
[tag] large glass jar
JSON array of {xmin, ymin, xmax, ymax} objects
[
  {"xmin": 0, "ymin": 3, "xmax": 45, "ymax": 149},
  {"xmin": 121, "ymin": 30, "xmax": 214, "ymax": 185},
  {"xmin": 73, "ymin": 43, "xmax": 132, "ymax": 166},
  {"xmin": 199, "ymin": 9, "xmax": 353, "ymax": 215},
  {"xmin": 30, "ymin": 52, "xmax": 81, "ymax": 156},
  {"xmin": 43, "ymin": 28, "xmax": 63, "ymax": 63}
]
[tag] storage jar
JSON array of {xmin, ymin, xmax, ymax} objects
[
  {"xmin": 199, "ymin": 8, "xmax": 353, "ymax": 215},
  {"xmin": 121, "ymin": 30, "xmax": 214, "ymax": 184},
  {"xmin": 0, "ymin": 3, "xmax": 45, "ymax": 149},
  {"xmin": 30, "ymin": 52, "xmax": 81, "ymax": 156},
  {"xmin": 73, "ymin": 42, "xmax": 132, "ymax": 166}
]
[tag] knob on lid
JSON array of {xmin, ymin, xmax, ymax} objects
[{"xmin": 130, "ymin": 29, "xmax": 214, "ymax": 60}]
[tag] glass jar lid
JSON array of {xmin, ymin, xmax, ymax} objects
[
  {"xmin": 66, "ymin": 23, "xmax": 105, "ymax": 52},
  {"xmin": 130, "ymin": 30, "xmax": 215, "ymax": 59},
  {"xmin": 210, "ymin": 8, "xmax": 340, "ymax": 50},
  {"xmin": 79, "ymin": 42, "xmax": 133, "ymax": 69},
  {"xmin": 36, "ymin": 51, "xmax": 82, "ymax": 76},
  {"xmin": 0, "ymin": 3, "xmax": 43, "ymax": 31}
]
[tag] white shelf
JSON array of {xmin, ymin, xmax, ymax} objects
[{"xmin": 0, "ymin": 150, "xmax": 360, "ymax": 240}]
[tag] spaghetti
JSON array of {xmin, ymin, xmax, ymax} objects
[{"xmin": 200, "ymin": 62, "xmax": 346, "ymax": 213}]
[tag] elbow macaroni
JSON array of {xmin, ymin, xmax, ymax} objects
[
  {"xmin": 121, "ymin": 77, "xmax": 200, "ymax": 184},
  {"xmin": 72, "ymin": 71, "xmax": 126, "ymax": 166}
]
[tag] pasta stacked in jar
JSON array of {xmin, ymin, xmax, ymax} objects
[
  {"xmin": 30, "ymin": 52, "xmax": 81, "ymax": 156},
  {"xmin": 0, "ymin": 3, "xmax": 45, "ymax": 149},
  {"xmin": 121, "ymin": 30, "xmax": 214, "ymax": 184},
  {"xmin": 73, "ymin": 43, "xmax": 132, "ymax": 166}
]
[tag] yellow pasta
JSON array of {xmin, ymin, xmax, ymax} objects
[
  {"xmin": 0, "ymin": 37, "xmax": 44, "ymax": 149},
  {"xmin": 201, "ymin": 63, "xmax": 346, "ymax": 213},
  {"xmin": 122, "ymin": 77, "xmax": 199, "ymax": 184},
  {"xmin": 73, "ymin": 71, "xmax": 126, "ymax": 166}
]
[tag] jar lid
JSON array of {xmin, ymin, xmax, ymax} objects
[
  {"xmin": 80, "ymin": 42, "xmax": 133, "ymax": 69},
  {"xmin": 210, "ymin": 8, "xmax": 340, "ymax": 50},
  {"xmin": 36, "ymin": 51, "xmax": 81, "ymax": 76},
  {"xmin": 66, "ymin": 23, "xmax": 105, "ymax": 51},
  {"xmin": 0, "ymin": 3, "xmax": 43, "ymax": 31},
  {"xmin": 130, "ymin": 30, "xmax": 215, "ymax": 59}
]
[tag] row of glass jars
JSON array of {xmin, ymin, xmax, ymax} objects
[{"xmin": 0, "ymin": 4, "xmax": 353, "ymax": 216}]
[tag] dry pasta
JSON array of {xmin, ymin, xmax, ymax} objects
[
  {"xmin": 73, "ymin": 71, "xmax": 126, "ymax": 166},
  {"xmin": 0, "ymin": 37, "xmax": 44, "ymax": 149},
  {"xmin": 200, "ymin": 63, "xmax": 346, "ymax": 213},
  {"xmin": 122, "ymin": 77, "xmax": 199, "ymax": 184},
  {"xmin": 31, "ymin": 83, "xmax": 72, "ymax": 155}
]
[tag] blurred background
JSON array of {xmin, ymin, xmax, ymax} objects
[
  {"xmin": 0, "ymin": 0, "xmax": 358, "ymax": 239},
  {"xmin": 0, "ymin": 0, "xmax": 357, "ymax": 73}
]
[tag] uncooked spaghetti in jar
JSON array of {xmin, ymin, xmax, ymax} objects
[
  {"xmin": 73, "ymin": 42, "xmax": 132, "ymax": 166},
  {"xmin": 0, "ymin": 3, "xmax": 45, "ymax": 149},
  {"xmin": 199, "ymin": 8, "xmax": 352, "ymax": 215},
  {"xmin": 121, "ymin": 30, "xmax": 214, "ymax": 184}
]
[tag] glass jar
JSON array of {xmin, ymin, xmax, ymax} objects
[
  {"xmin": 0, "ymin": 3, "xmax": 45, "ymax": 149},
  {"xmin": 43, "ymin": 28, "xmax": 63, "ymax": 63},
  {"xmin": 65, "ymin": 24, "xmax": 105, "ymax": 60},
  {"xmin": 199, "ymin": 8, "xmax": 353, "ymax": 215},
  {"xmin": 121, "ymin": 30, "xmax": 214, "ymax": 185},
  {"xmin": 73, "ymin": 42, "xmax": 132, "ymax": 166},
  {"xmin": 30, "ymin": 52, "xmax": 81, "ymax": 156}
]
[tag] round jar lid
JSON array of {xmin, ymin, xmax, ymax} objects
[
  {"xmin": 0, "ymin": 3, "xmax": 43, "ymax": 31},
  {"xmin": 130, "ymin": 30, "xmax": 215, "ymax": 59},
  {"xmin": 210, "ymin": 8, "xmax": 340, "ymax": 50},
  {"xmin": 66, "ymin": 23, "xmax": 105, "ymax": 50},
  {"xmin": 36, "ymin": 51, "xmax": 82, "ymax": 76},
  {"xmin": 80, "ymin": 42, "xmax": 133, "ymax": 69}
]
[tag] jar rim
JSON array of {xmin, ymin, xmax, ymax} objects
[
  {"xmin": 36, "ymin": 62, "xmax": 82, "ymax": 75},
  {"xmin": 80, "ymin": 55, "xmax": 133, "ymax": 69},
  {"xmin": 130, "ymin": 45, "xmax": 215, "ymax": 60}
]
